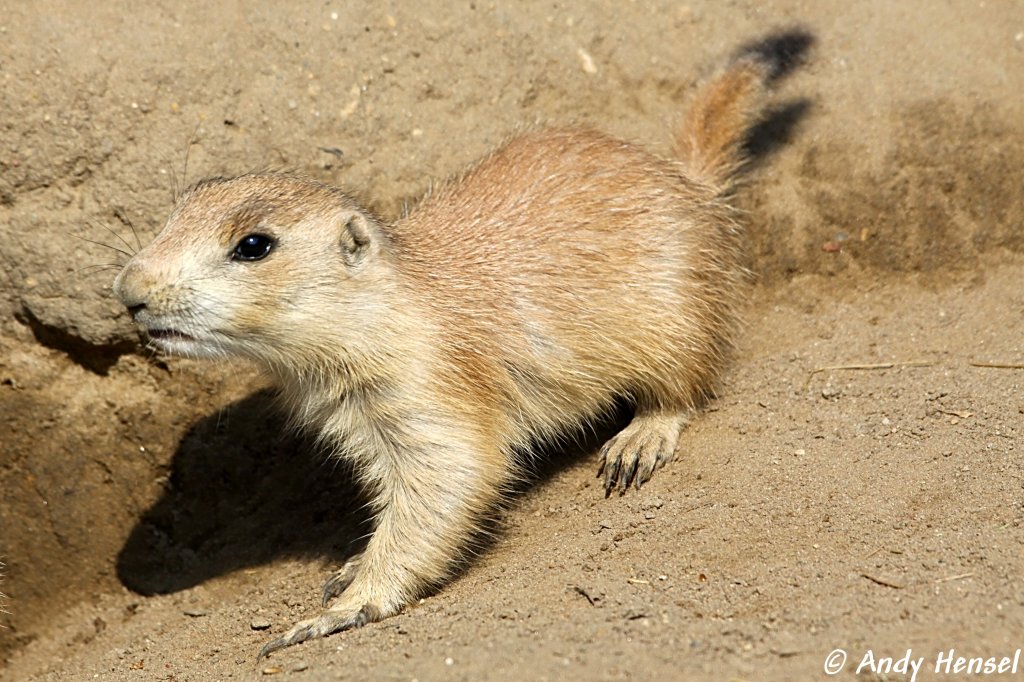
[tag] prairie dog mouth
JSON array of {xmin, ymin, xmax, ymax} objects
[
  {"xmin": 146, "ymin": 329, "xmax": 197, "ymax": 343},
  {"xmin": 141, "ymin": 327, "xmax": 225, "ymax": 359}
]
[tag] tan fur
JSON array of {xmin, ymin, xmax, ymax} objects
[
  {"xmin": 114, "ymin": 52, "xmax": 774, "ymax": 657},
  {"xmin": 674, "ymin": 57, "xmax": 768, "ymax": 189}
]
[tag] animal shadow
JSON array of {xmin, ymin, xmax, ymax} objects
[
  {"xmin": 116, "ymin": 388, "xmax": 624, "ymax": 596},
  {"xmin": 116, "ymin": 389, "xmax": 370, "ymax": 595}
]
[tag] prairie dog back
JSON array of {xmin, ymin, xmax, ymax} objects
[
  {"xmin": 391, "ymin": 126, "xmax": 746, "ymax": 446},
  {"xmin": 113, "ymin": 31, "xmax": 810, "ymax": 658}
]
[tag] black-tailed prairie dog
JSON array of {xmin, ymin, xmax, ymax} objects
[{"xmin": 114, "ymin": 31, "xmax": 810, "ymax": 657}]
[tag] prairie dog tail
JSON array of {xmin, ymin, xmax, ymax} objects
[{"xmin": 674, "ymin": 29, "xmax": 813, "ymax": 190}]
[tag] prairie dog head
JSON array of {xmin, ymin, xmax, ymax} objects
[{"xmin": 114, "ymin": 174, "xmax": 391, "ymax": 367}]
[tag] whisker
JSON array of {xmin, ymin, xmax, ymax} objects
[
  {"xmin": 87, "ymin": 217, "xmax": 137, "ymax": 256},
  {"xmin": 74, "ymin": 235, "xmax": 133, "ymax": 260},
  {"xmin": 128, "ymin": 217, "xmax": 142, "ymax": 252},
  {"xmin": 166, "ymin": 154, "xmax": 180, "ymax": 204},
  {"xmin": 74, "ymin": 263, "xmax": 124, "ymax": 275},
  {"xmin": 181, "ymin": 122, "xmax": 201, "ymax": 198},
  {"xmin": 113, "ymin": 207, "xmax": 144, "ymax": 252}
]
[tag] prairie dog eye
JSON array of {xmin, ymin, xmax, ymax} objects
[{"xmin": 232, "ymin": 234, "xmax": 275, "ymax": 261}]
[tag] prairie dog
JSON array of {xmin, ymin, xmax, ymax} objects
[{"xmin": 114, "ymin": 33, "xmax": 807, "ymax": 657}]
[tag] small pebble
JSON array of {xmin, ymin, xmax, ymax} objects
[
  {"xmin": 577, "ymin": 48, "xmax": 597, "ymax": 74},
  {"xmin": 251, "ymin": 619, "xmax": 272, "ymax": 631}
]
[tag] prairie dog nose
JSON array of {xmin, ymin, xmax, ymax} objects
[{"xmin": 113, "ymin": 261, "xmax": 149, "ymax": 314}]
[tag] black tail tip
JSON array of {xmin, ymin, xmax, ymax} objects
[{"xmin": 735, "ymin": 28, "xmax": 816, "ymax": 83}]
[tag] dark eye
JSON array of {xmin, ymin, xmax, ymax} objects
[{"xmin": 232, "ymin": 234, "xmax": 275, "ymax": 261}]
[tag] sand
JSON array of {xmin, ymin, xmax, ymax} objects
[{"xmin": 2, "ymin": 1, "xmax": 1023, "ymax": 680}]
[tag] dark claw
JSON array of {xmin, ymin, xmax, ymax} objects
[
  {"xmin": 635, "ymin": 437, "xmax": 666, "ymax": 490},
  {"xmin": 258, "ymin": 624, "xmax": 317, "ymax": 661},
  {"xmin": 256, "ymin": 604, "xmax": 380, "ymax": 660},
  {"xmin": 619, "ymin": 456, "xmax": 640, "ymax": 495},
  {"xmin": 321, "ymin": 559, "xmax": 361, "ymax": 607},
  {"xmin": 603, "ymin": 455, "xmax": 621, "ymax": 498},
  {"xmin": 635, "ymin": 461, "xmax": 654, "ymax": 490}
]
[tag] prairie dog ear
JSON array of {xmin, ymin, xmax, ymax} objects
[{"xmin": 339, "ymin": 210, "xmax": 375, "ymax": 267}]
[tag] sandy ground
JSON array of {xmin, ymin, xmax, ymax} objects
[{"xmin": 2, "ymin": 1, "xmax": 1023, "ymax": 680}]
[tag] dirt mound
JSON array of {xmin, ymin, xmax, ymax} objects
[{"xmin": 2, "ymin": 2, "xmax": 1022, "ymax": 679}]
